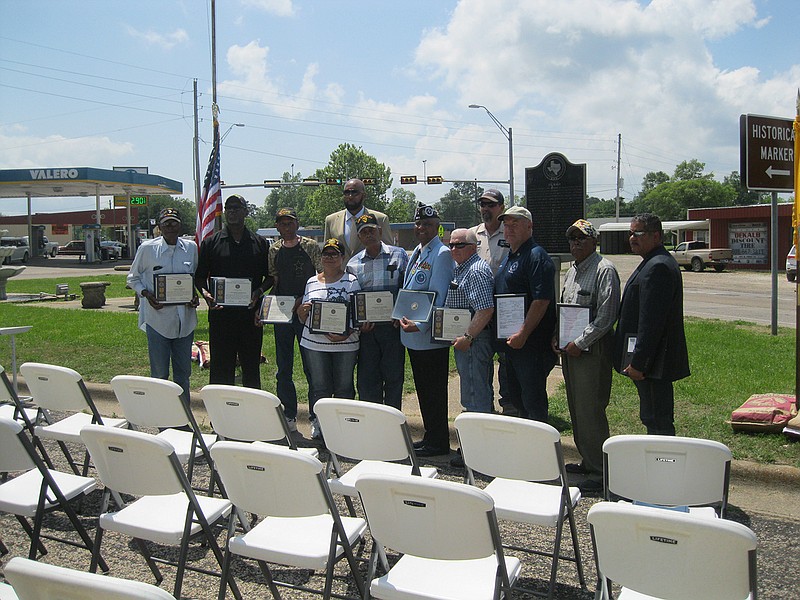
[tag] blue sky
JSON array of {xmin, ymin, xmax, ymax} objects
[{"xmin": 1, "ymin": 0, "xmax": 798, "ymax": 217}]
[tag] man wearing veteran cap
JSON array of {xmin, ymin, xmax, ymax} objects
[
  {"xmin": 127, "ymin": 207, "xmax": 199, "ymax": 403},
  {"xmin": 267, "ymin": 207, "xmax": 321, "ymax": 430},
  {"xmin": 552, "ymin": 219, "xmax": 620, "ymax": 495},
  {"xmin": 324, "ymin": 178, "xmax": 393, "ymax": 261},
  {"xmin": 347, "ymin": 213, "xmax": 409, "ymax": 409},
  {"xmin": 195, "ymin": 194, "xmax": 270, "ymax": 388},
  {"xmin": 493, "ymin": 205, "xmax": 557, "ymax": 423},
  {"xmin": 399, "ymin": 203, "xmax": 454, "ymax": 457}
]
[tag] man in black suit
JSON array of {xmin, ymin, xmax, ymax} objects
[{"xmin": 614, "ymin": 213, "xmax": 689, "ymax": 435}]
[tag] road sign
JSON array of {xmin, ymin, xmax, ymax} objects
[{"xmin": 740, "ymin": 114, "xmax": 795, "ymax": 192}]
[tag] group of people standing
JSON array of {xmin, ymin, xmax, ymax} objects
[{"xmin": 127, "ymin": 179, "xmax": 689, "ymax": 495}]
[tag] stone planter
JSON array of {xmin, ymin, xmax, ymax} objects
[{"xmin": 80, "ymin": 281, "xmax": 111, "ymax": 309}]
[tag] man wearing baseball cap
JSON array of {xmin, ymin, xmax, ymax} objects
[
  {"xmin": 127, "ymin": 207, "xmax": 199, "ymax": 403},
  {"xmin": 493, "ymin": 205, "xmax": 557, "ymax": 422},
  {"xmin": 552, "ymin": 219, "xmax": 620, "ymax": 495},
  {"xmin": 195, "ymin": 194, "xmax": 270, "ymax": 389}
]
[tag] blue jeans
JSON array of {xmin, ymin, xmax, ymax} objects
[
  {"xmin": 273, "ymin": 315, "xmax": 311, "ymax": 420},
  {"xmin": 357, "ymin": 323, "xmax": 405, "ymax": 410},
  {"xmin": 454, "ymin": 329, "xmax": 493, "ymax": 413},
  {"xmin": 304, "ymin": 349, "xmax": 358, "ymax": 420},
  {"xmin": 505, "ymin": 347, "xmax": 557, "ymax": 423},
  {"xmin": 145, "ymin": 325, "xmax": 194, "ymax": 403}
]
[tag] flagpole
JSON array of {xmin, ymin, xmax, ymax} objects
[
  {"xmin": 793, "ymin": 89, "xmax": 799, "ymax": 409},
  {"xmin": 210, "ymin": 0, "xmax": 221, "ymax": 231}
]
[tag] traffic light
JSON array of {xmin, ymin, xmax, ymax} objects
[
  {"xmin": 263, "ymin": 180, "xmax": 281, "ymax": 188},
  {"xmin": 426, "ymin": 176, "xmax": 443, "ymax": 184},
  {"xmin": 325, "ymin": 177, "xmax": 342, "ymax": 185},
  {"xmin": 400, "ymin": 176, "xmax": 418, "ymax": 185},
  {"xmin": 362, "ymin": 178, "xmax": 376, "ymax": 185},
  {"xmin": 302, "ymin": 178, "xmax": 321, "ymax": 186}
]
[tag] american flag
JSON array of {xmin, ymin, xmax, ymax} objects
[{"xmin": 196, "ymin": 125, "xmax": 221, "ymax": 244}]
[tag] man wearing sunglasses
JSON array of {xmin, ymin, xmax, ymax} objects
[
  {"xmin": 323, "ymin": 178, "xmax": 393, "ymax": 261},
  {"xmin": 614, "ymin": 213, "xmax": 689, "ymax": 436}
]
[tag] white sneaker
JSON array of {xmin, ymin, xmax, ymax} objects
[
  {"xmin": 286, "ymin": 418, "xmax": 297, "ymax": 433},
  {"xmin": 310, "ymin": 419, "xmax": 323, "ymax": 440}
]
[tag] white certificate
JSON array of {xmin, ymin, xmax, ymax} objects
[
  {"xmin": 153, "ymin": 273, "xmax": 195, "ymax": 304},
  {"xmin": 431, "ymin": 308, "xmax": 472, "ymax": 342},
  {"xmin": 309, "ymin": 300, "xmax": 349, "ymax": 335},
  {"xmin": 353, "ymin": 291, "xmax": 394, "ymax": 324},
  {"xmin": 557, "ymin": 304, "xmax": 591, "ymax": 350},
  {"xmin": 211, "ymin": 277, "xmax": 251, "ymax": 306},
  {"xmin": 259, "ymin": 295, "xmax": 295, "ymax": 323},
  {"xmin": 495, "ymin": 294, "xmax": 527, "ymax": 340}
]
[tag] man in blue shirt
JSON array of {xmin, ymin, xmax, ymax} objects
[
  {"xmin": 494, "ymin": 206, "xmax": 557, "ymax": 422},
  {"xmin": 347, "ymin": 213, "xmax": 408, "ymax": 409}
]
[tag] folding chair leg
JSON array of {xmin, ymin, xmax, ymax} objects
[
  {"xmin": 81, "ymin": 449, "xmax": 91, "ymax": 477},
  {"xmin": 0, "ymin": 536, "xmax": 7, "ymax": 556},
  {"xmin": 566, "ymin": 506, "xmax": 586, "ymax": 590},
  {"xmin": 55, "ymin": 440, "xmax": 81, "ymax": 475},
  {"xmin": 256, "ymin": 560, "xmax": 283, "ymax": 599},
  {"xmin": 15, "ymin": 516, "xmax": 47, "ymax": 558},
  {"xmin": 134, "ymin": 538, "xmax": 163, "ymax": 584}
]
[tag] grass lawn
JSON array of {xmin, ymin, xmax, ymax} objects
[{"xmin": 2, "ymin": 301, "xmax": 798, "ymax": 467}]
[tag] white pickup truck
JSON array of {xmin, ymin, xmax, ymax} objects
[
  {"xmin": 670, "ymin": 240, "xmax": 733, "ymax": 272},
  {"xmin": 22, "ymin": 235, "xmax": 59, "ymax": 257}
]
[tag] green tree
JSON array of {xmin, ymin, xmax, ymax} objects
[
  {"xmin": 302, "ymin": 144, "xmax": 392, "ymax": 226},
  {"xmin": 722, "ymin": 170, "xmax": 768, "ymax": 206},
  {"xmin": 385, "ymin": 187, "xmax": 417, "ymax": 223},
  {"xmin": 673, "ymin": 159, "xmax": 713, "ymax": 181},
  {"xmin": 435, "ymin": 181, "xmax": 482, "ymax": 228},
  {"xmin": 137, "ymin": 195, "xmax": 197, "ymax": 236},
  {"xmin": 636, "ymin": 179, "xmax": 736, "ymax": 220},
  {"xmin": 252, "ymin": 171, "xmax": 317, "ymax": 228},
  {"xmin": 640, "ymin": 171, "xmax": 670, "ymax": 195}
]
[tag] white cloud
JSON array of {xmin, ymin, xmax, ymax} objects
[
  {"xmin": 240, "ymin": 0, "xmax": 296, "ymax": 17},
  {"xmin": 0, "ymin": 130, "xmax": 133, "ymax": 169},
  {"xmin": 124, "ymin": 26, "xmax": 189, "ymax": 50}
]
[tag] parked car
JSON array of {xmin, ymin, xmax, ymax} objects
[
  {"xmin": 670, "ymin": 240, "xmax": 733, "ymax": 272},
  {"xmin": 22, "ymin": 235, "xmax": 58, "ymax": 257},
  {"xmin": 0, "ymin": 236, "xmax": 30, "ymax": 264},
  {"xmin": 100, "ymin": 240, "xmax": 123, "ymax": 260},
  {"xmin": 787, "ymin": 245, "xmax": 797, "ymax": 282},
  {"xmin": 57, "ymin": 240, "xmax": 120, "ymax": 261}
]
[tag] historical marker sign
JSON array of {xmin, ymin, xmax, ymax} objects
[
  {"xmin": 739, "ymin": 114, "xmax": 795, "ymax": 192},
  {"xmin": 526, "ymin": 152, "xmax": 586, "ymax": 254}
]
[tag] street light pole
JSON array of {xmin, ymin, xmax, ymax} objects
[{"xmin": 469, "ymin": 104, "xmax": 514, "ymax": 205}]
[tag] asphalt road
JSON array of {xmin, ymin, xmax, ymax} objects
[{"xmin": 13, "ymin": 253, "xmax": 799, "ymax": 328}]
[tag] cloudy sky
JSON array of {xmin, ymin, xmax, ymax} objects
[{"xmin": 1, "ymin": 0, "xmax": 798, "ymax": 217}]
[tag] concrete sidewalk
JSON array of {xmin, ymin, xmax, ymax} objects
[{"xmin": 24, "ymin": 367, "xmax": 798, "ymax": 523}]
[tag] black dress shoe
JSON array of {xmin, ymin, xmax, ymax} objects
[
  {"xmin": 578, "ymin": 479, "xmax": 603, "ymax": 496},
  {"xmin": 412, "ymin": 440, "xmax": 427, "ymax": 450},
  {"xmin": 449, "ymin": 454, "xmax": 465, "ymax": 468},
  {"xmin": 415, "ymin": 445, "xmax": 450, "ymax": 457},
  {"xmin": 565, "ymin": 462, "xmax": 589, "ymax": 474}
]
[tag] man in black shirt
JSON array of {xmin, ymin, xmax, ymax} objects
[
  {"xmin": 267, "ymin": 208, "xmax": 321, "ymax": 430},
  {"xmin": 195, "ymin": 194, "xmax": 270, "ymax": 388}
]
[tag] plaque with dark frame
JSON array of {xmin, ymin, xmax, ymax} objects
[
  {"xmin": 309, "ymin": 300, "xmax": 349, "ymax": 335},
  {"xmin": 153, "ymin": 273, "xmax": 195, "ymax": 305}
]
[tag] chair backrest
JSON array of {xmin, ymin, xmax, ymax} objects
[
  {"xmin": 356, "ymin": 474, "xmax": 498, "ymax": 561},
  {"xmin": 455, "ymin": 412, "xmax": 563, "ymax": 481},
  {"xmin": 19, "ymin": 362, "xmax": 90, "ymax": 412},
  {"xmin": 200, "ymin": 385, "xmax": 287, "ymax": 442},
  {"xmin": 0, "ymin": 416, "xmax": 35, "ymax": 473},
  {"xmin": 0, "ymin": 364, "xmax": 15, "ymax": 403},
  {"xmin": 603, "ymin": 434, "xmax": 732, "ymax": 510},
  {"xmin": 211, "ymin": 441, "xmax": 330, "ymax": 517},
  {"xmin": 587, "ymin": 502, "xmax": 757, "ymax": 600},
  {"xmin": 80, "ymin": 424, "xmax": 184, "ymax": 497},
  {"xmin": 314, "ymin": 398, "xmax": 410, "ymax": 461},
  {"xmin": 4, "ymin": 556, "xmax": 175, "ymax": 600},
  {"xmin": 110, "ymin": 375, "xmax": 188, "ymax": 429}
]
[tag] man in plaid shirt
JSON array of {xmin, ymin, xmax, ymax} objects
[{"xmin": 347, "ymin": 213, "xmax": 408, "ymax": 409}]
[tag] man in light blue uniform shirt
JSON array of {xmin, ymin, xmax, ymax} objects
[
  {"xmin": 127, "ymin": 207, "xmax": 199, "ymax": 402},
  {"xmin": 398, "ymin": 204, "xmax": 454, "ymax": 457}
]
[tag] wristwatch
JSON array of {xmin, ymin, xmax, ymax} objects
[{"xmin": 463, "ymin": 332, "xmax": 474, "ymax": 345}]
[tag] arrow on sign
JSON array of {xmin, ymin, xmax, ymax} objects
[{"xmin": 766, "ymin": 166, "xmax": 791, "ymax": 178}]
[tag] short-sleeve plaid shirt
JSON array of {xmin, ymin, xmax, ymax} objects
[{"xmin": 445, "ymin": 252, "xmax": 494, "ymax": 312}]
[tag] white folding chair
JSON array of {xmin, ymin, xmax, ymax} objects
[
  {"xmin": 0, "ymin": 582, "xmax": 16, "ymax": 600},
  {"xmin": 355, "ymin": 473, "xmax": 520, "ymax": 600},
  {"xmin": 3, "ymin": 556, "xmax": 175, "ymax": 600},
  {"xmin": 455, "ymin": 412, "xmax": 586, "ymax": 599},
  {"xmin": 0, "ymin": 364, "xmax": 53, "ymax": 469},
  {"xmin": 0, "ymin": 417, "xmax": 105, "ymax": 571},
  {"xmin": 603, "ymin": 434, "xmax": 732, "ymax": 518},
  {"xmin": 110, "ymin": 375, "xmax": 220, "ymax": 492},
  {"xmin": 200, "ymin": 384, "xmax": 318, "ymax": 457},
  {"xmin": 587, "ymin": 501, "xmax": 757, "ymax": 600},
  {"xmin": 79, "ymin": 424, "xmax": 241, "ymax": 600},
  {"xmin": 19, "ymin": 362, "xmax": 127, "ymax": 476},
  {"xmin": 211, "ymin": 441, "xmax": 367, "ymax": 600},
  {"xmin": 313, "ymin": 398, "xmax": 437, "ymax": 516}
]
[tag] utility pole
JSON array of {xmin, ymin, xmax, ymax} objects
[
  {"xmin": 193, "ymin": 79, "xmax": 201, "ymax": 210},
  {"xmin": 615, "ymin": 133, "xmax": 622, "ymax": 222}
]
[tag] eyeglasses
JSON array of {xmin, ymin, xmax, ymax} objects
[
  {"xmin": 567, "ymin": 236, "xmax": 588, "ymax": 243},
  {"xmin": 321, "ymin": 252, "xmax": 341, "ymax": 258},
  {"xmin": 628, "ymin": 230, "xmax": 650, "ymax": 237},
  {"xmin": 343, "ymin": 189, "xmax": 361, "ymax": 196},
  {"xmin": 448, "ymin": 242, "xmax": 473, "ymax": 249},
  {"xmin": 479, "ymin": 201, "xmax": 501, "ymax": 208}
]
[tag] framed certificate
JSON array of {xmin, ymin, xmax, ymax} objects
[
  {"xmin": 309, "ymin": 300, "xmax": 349, "ymax": 335},
  {"xmin": 557, "ymin": 303, "xmax": 591, "ymax": 350},
  {"xmin": 259, "ymin": 295, "xmax": 295, "ymax": 324},
  {"xmin": 211, "ymin": 277, "xmax": 251, "ymax": 307},
  {"xmin": 494, "ymin": 294, "xmax": 527, "ymax": 340},
  {"xmin": 431, "ymin": 308, "xmax": 472, "ymax": 342},
  {"xmin": 153, "ymin": 273, "xmax": 195, "ymax": 304},
  {"xmin": 391, "ymin": 289, "xmax": 436, "ymax": 323},
  {"xmin": 352, "ymin": 291, "xmax": 394, "ymax": 324}
]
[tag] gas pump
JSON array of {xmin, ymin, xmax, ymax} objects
[{"xmin": 83, "ymin": 224, "xmax": 102, "ymax": 263}]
